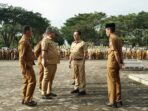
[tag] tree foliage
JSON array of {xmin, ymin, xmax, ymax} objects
[
  {"xmin": 0, "ymin": 4, "xmax": 50, "ymax": 47},
  {"xmin": 61, "ymin": 11, "xmax": 148, "ymax": 47},
  {"xmin": 61, "ymin": 12, "xmax": 106, "ymax": 44},
  {"xmin": 0, "ymin": 4, "xmax": 148, "ymax": 47}
]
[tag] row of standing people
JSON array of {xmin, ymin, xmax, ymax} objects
[
  {"xmin": 1, "ymin": 46, "xmax": 148, "ymax": 60},
  {"xmin": 18, "ymin": 23, "xmax": 126, "ymax": 108},
  {"xmin": 60, "ymin": 47, "xmax": 148, "ymax": 60},
  {"xmin": 0, "ymin": 49, "xmax": 18, "ymax": 60},
  {"xmin": 123, "ymin": 48, "xmax": 148, "ymax": 60},
  {"xmin": 18, "ymin": 26, "xmax": 86, "ymax": 107}
]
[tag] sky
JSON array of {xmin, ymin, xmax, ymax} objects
[{"xmin": 0, "ymin": 0, "xmax": 148, "ymax": 28}]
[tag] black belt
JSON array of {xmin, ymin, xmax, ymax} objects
[{"xmin": 73, "ymin": 58, "xmax": 83, "ymax": 61}]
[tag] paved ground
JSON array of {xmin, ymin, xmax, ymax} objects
[
  {"xmin": 129, "ymin": 74, "xmax": 148, "ymax": 86},
  {"xmin": 0, "ymin": 60, "xmax": 148, "ymax": 111}
]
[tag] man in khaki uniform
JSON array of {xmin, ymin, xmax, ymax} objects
[
  {"xmin": 69, "ymin": 30, "xmax": 87, "ymax": 96},
  {"xmin": 132, "ymin": 49, "xmax": 137, "ymax": 59},
  {"xmin": 6, "ymin": 49, "xmax": 8, "ymax": 60},
  {"xmin": 18, "ymin": 25, "xmax": 37, "ymax": 107},
  {"xmin": 65, "ymin": 49, "xmax": 70, "ymax": 60},
  {"xmin": 137, "ymin": 49, "xmax": 142, "ymax": 60},
  {"xmin": 10, "ymin": 49, "xmax": 13, "ymax": 60},
  {"xmin": 0, "ymin": 49, "xmax": 2, "ymax": 60},
  {"xmin": 105, "ymin": 23, "xmax": 124, "ymax": 108},
  {"xmin": 8, "ymin": 49, "xmax": 11, "ymax": 60},
  {"xmin": 41, "ymin": 27, "xmax": 60, "ymax": 99},
  {"xmin": 142, "ymin": 49, "xmax": 146, "ymax": 60},
  {"xmin": 2, "ymin": 49, "xmax": 5, "ymax": 60},
  {"xmin": 34, "ymin": 40, "xmax": 44, "ymax": 91},
  {"xmin": 126, "ymin": 48, "xmax": 132, "ymax": 59},
  {"xmin": 14, "ymin": 49, "xmax": 18, "ymax": 60},
  {"xmin": 146, "ymin": 50, "xmax": 148, "ymax": 59}
]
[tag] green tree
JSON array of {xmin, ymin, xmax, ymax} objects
[
  {"xmin": 61, "ymin": 12, "xmax": 106, "ymax": 44},
  {"xmin": 0, "ymin": 4, "xmax": 50, "ymax": 48}
]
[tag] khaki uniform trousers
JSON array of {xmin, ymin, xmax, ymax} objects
[
  {"xmin": 72, "ymin": 60, "xmax": 86, "ymax": 92},
  {"xmin": 107, "ymin": 67, "xmax": 121, "ymax": 103},
  {"xmin": 71, "ymin": 69, "xmax": 75, "ymax": 83},
  {"xmin": 147, "ymin": 52, "xmax": 148, "ymax": 59},
  {"xmin": 22, "ymin": 66, "xmax": 36, "ymax": 102},
  {"xmin": 42, "ymin": 64, "xmax": 57, "ymax": 95},
  {"xmin": 38, "ymin": 63, "xmax": 44, "ymax": 90}
]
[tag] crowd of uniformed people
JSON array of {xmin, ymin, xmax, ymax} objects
[
  {"xmin": 59, "ymin": 46, "xmax": 148, "ymax": 60},
  {"xmin": 0, "ymin": 46, "xmax": 148, "ymax": 60},
  {"xmin": 0, "ymin": 48, "xmax": 18, "ymax": 60}
]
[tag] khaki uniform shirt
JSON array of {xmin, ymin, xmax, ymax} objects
[
  {"xmin": 18, "ymin": 35, "xmax": 35, "ymax": 69},
  {"xmin": 107, "ymin": 34, "xmax": 123, "ymax": 68},
  {"xmin": 41, "ymin": 37, "xmax": 60, "ymax": 65},
  {"xmin": 70, "ymin": 40, "xmax": 87, "ymax": 59}
]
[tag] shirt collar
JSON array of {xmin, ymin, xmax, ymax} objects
[{"xmin": 74, "ymin": 40, "xmax": 82, "ymax": 44}]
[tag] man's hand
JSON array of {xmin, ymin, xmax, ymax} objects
[
  {"xmin": 44, "ymin": 62, "xmax": 47, "ymax": 67},
  {"xmin": 83, "ymin": 58, "xmax": 85, "ymax": 64},
  {"xmin": 42, "ymin": 50, "xmax": 48, "ymax": 67},
  {"xmin": 119, "ymin": 63, "xmax": 125, "ymax": 70},
  {"xmin": 42, "ymin": 59, "xmax": 47, "ymax": 67}
]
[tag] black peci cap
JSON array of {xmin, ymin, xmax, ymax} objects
[{"xmin": 105, "ymin": 23, "xmax": 115, "ymax": 29}]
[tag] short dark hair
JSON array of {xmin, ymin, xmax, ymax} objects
[
  {"xmin": 23, "ymin": 25, "xmax": 31, "ymax": 34},
  {"xmin": 75, "ymin": 30, "xmax": 81, "ymax": 36},
  {"xmin": 105, "ymin": 23, "xmax": 116, "ymax": 33},
  {"xmin": 45, "ymin": 27, "xmax": 55, "ymax": 34}
]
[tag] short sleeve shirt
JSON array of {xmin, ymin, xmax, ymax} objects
[
  {"xmin": 107, "ymin": 34, "xmax": 123, "ymax": 68},
  {"xmin": 70, "ymin": 40, "xmax": 87, "ymax": 59},
  {"xmin": 41, "ymin": 37, "xmax": 60, "ymax": 64}
]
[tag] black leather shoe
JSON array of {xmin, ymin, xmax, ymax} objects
[
  {"xmin": 71, "ymin": 89, "xmax": 79, "ymax": 94},
  {"xmin": 72, "ymin": 81, "xmax": 75, "ymax": 85},
  {"xmin": 47, "ymin": 93, "xmax": 57, "ymax": 97},
  {"xmin": 76, "ymin": 91, "xmax": 86, "ymax": 96},
  {"xmin": 24, "ymin": 100, "xmax": 37, "ymax": 107},
  {"xmin": 117, "ymin": 101, "xmax": 123, "ymax": 106},
  {"xmin": 22, "ymin": 99, "xmax": 25, "ymax": 104},
  {"xmin": 42, "ymin": 95, "xmax": 52, "ymax": 99},
  {"xmin": 106, "ymin": 102, "xmax": 117, "ymax": 108}
]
